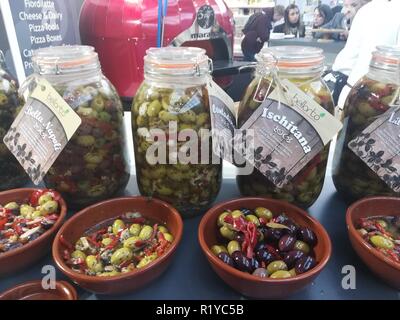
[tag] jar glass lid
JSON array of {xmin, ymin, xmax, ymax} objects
[
  {"xmin": 256, "ymin": 46, "xmax": 325, "ymax": 75},
  {"xmin": 144, "ymin": 47, "xmax": 212, "ymax": 77},
  {"xmin": 32, "ymin": 45, "xmax": 100, "ymax": 75},
  {"xmin": 371, "ymin": 46, "xmax": 400, "ymax": 72}
]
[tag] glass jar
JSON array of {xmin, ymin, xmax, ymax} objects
[
  {"xmin": 0, "ymin": 51, "xmax": 29, "ymax": 190},
  {"xmin": 237, "ymin": 46, "xmax": 334, "ymax": 208},
  {"xmin": 332, "ymin": 46, "xmax": 400, "ymax": 201},
  {"xmin": 132, "ymin": 47, "xmax": 222, "ymax": 218},
  {"xmin": 29, "ymin": 46, "xmax": 130, "ymax": 208}
]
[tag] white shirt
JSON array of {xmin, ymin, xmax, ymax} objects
[{"xmin": 332, "ymin": 0, "xmax": 400, "ymax": 108}]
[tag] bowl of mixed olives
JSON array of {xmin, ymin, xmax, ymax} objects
[
  {"xmin": 346, "ymin": 197, "xmax": 400, "ymax": 289},
  {"xmin": 0, "ymin": 188, "xmax": 67, "ymax": 276},
  {"xmin": 198, "ymin": 197, "xmax": 331, "ymax": 299},
  {"xmin": 52, "ymin": 196, "xmax": 183, "ymax": 295}
]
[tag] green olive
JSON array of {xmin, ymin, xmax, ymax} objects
[
  {"xmin": 218, "ymin": 212, "xmax": 229, "ymax": 227},
  {"xmin": 110, "ymin": 247, "xmax": 133, "ymax": 266},
  {"xmin": 163, "ymin": 233, "xmax": 174, "ymax": 242},
  {"xmin": 220, "ymin": 226, "xmax": 235, "ymax": 240},
  {"xmin": 91, "ymin": 96, "xmax": 105, "ymax": 111},
  {"xmin": 98, "ymin": 271, "xmax": 120, "ymax": 277},
  {"xmin": 139, "ymin": 225, "xmax": 153, "ymax": 240},
  {"xmin": 159, "ymin": 110, "xmax": 178, "ymax": 122},
  {"xmin": 77, "ymin": 135, "xmax": 96, "ymax": 147},
  {"xmin": 267, "ymin": 260, "xmax": 288, "ymax": 275},
  {"xmin": 370, "ymin": 235, "xmax": 394, "ymax": 250},
  {"xmin": 129, "ymin": 224, "xmax": 141, "ymax": 236},
  {"xmin": 38, "ymin": 194, "xmax": 53, "ymax": 206},
  {"xmin": 136, "ymin": 115, "xmax": 148, "ymax": 126},
  {"xmin": 101, "ymin": 238, "xmax": 113, "ymax": 247},
  {"xmin": 156, "ymin": 185, "xmax": 174, "ymax": 196},
  {"xmin": 254, "ymin": 207, "xmax": 273, "ymax": 220},
  {"xmin": 137, "ymin": 253, "xmax": 157, "ymax": 268},
  {"xmin": 246, "ymin": 215, "xmax": 260, "ymax": 226},
  {"xmin": 289, "ymin": 268, "xmax": 297, "ymax": 277},
  {"xmin": 112, "ymin": 219, "xmax": 126, "ymax": 235},
  {"xmin": 87, "ymin": 185, "xmax": 106, "ymax": 197},
  {"xmin": 377, "ymin": 220, "xmax": 388, "ymax": 229},
  {"xmin": 158, "ymin": 226, "xmax": 169, "ymax": 234},
  {"xmin": 72, "ymin": 250, "xmax": 86, "ymax": 261},
  {"xmin": 32, "ymin": 211, "xmax": 42, "ymax": 219},
  {"xmin": 86, "ymin": 255, "xmax": 103, "ymax": 273},
  {"xmin": 211, "ymin": 245, "xmax": 228, "ymax": 256},
  {"xmin": 123, "ymin": 236, "xmax": 141, "ymax": 250},
  {"xmin": 84, "ymin": 153, "xmax": 104, "ymax": 165},
  {"xmin": 20, "ymin": 205, "xmax": 35, "ymax": 217},
  {"xmin": 0, "ymin": 93, "xmax": 8, "ymax": 106},
  {"xmin": 196, "ymin": 113, "xmax": 209, "ymax": 126},
  {"xmin": 147, "ymin": 100, "xmax": 162, "ymax": 117},
  {"xmin": 4, "ymin": 202, "xmax": 19, "ymax": 210},
  {"xmin": 98, "ymin": 111, "xmax": 112, "ymax": 122},
  {"xmin": 40, "ymin": 200, "xmax": 58, "ymax": 214},
  {"xmin": 294, "ymin": 240, "xmax": 310, "ymax": 254},
  {"xmin": 179, "ymin": 110, "xmax": 197, "ymax": 123},
  {"xmin": 227, "ymin": 240, "xmax": 241, "ymax": 255},
  {"xmin": 270, "ymin": 270, "xmax": 292, "ymax": 279},
  {"xmin": 231, "ymin": 210, "xmax": 243, "ymax": 219}
]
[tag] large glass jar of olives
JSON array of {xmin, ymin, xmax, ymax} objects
[
  {"xmin": 237, "ymin": 46, "xmax": 334, "ymax": 208},
  {"xmin": 332, "ymin": 46, "xmax": 400, "ymax": 201},
  {"xmin": 132, "ymin": 47, "xmax": 222, "ymax": 218},
  {"xmin": 28, "ymin": 46, "xmax": 130, "ymax": 208},
  {"xmin": 0, "ymin": 51, "xmax": 28, "ymax": 190}
]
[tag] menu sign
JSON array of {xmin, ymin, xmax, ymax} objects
[{"xmin": 0, "ymin": 0, "xmax": 81, "ymax": 83}]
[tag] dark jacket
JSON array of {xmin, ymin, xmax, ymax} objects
[
  {"xmin": 314, "ymin": 12, "xmax": 346, "ymax": 40},
  {"xmin": 241, "ymin": 8, "xmax": 274, "ymax": 56},
  {"xmin": 273, "ymin": 22, "xmax": 305, "ymax": 38}
]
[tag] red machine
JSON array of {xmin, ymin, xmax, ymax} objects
[{"xmin": 79, "ymin": 0, "xmax": 234, "ymax": 99}]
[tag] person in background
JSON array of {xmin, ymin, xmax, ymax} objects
[
  {"xmin": 330, "ymin": 0, "xmax": 343, "ymax": 15},
  {"xmin": 326, "ymin": 0, "xmax": 400, "ymax": 107},
  {"xmin": 273, "ymin": 4, "xmax": 305, "ymax": 38},
  {"xmin": 315, "ymin": 0, "xmax": 369, "ymax": 41},
  {"xmin": 312, "ymin": 4, "xmax": 333, "ymax": 38},
  {"xmin": 241, "ymin": 7, "xmax": 284, "ymax": 61},
  {"xmin": 272, "ymin": 5, "xmax": 285, "ymax": 29}
]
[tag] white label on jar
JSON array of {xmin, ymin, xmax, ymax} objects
[
  {"xmin": 3, "ymin": 77, "xmax": 81, "ymax": 185},
  {"xmin": 348, "ymin": 106, "xmax": 400, "ymax": 192},
  {"xmin": 235, "ymin": 81, "xmax": 342, "ymax": 188}
]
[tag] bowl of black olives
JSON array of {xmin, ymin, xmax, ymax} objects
[{"xmin": 198, "ymin": 197, "xmax": 331, "ymax": 299}]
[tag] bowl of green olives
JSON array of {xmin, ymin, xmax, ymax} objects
[
  {"xmin": 346, "ymin": 197, "xmax": 400, "ymax": 289},
  {"xmin": 52, "ymin": 196, "xmax": 183, "ymax": 295},
  {"xmin": 198, "ymin": 197, "xmax": 331, "ymax": 299},
  {"xmin": 0, "ymin": 188, "xmax": 67, "ymax": 276}
]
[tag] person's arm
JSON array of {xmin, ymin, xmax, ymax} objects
[
  {"xmin": 332, "ymin": 8, "xmax": 367, "ymax": 76},
  {"xmin": 256, "ymin": 15, "xmax": 271, "ymax": 42}
]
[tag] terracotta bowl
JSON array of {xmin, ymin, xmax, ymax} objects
[
  {"xmin": 198, "ymin": 197, "xmax": 331, "ymax": 299},
  {"xmin": 52, "ymin": 196, "xmax": 183, "ymax": 295},
  {"xmin": 346, "ymin": 196, "xmax": 400, "ymax": 289},
  {"xmin": 0, "ymin": 188, "xmax": 67, "ymax": 276},
  {"xmin": 0, "ymin": 280, "xmax": 77, "ymax": 300}
]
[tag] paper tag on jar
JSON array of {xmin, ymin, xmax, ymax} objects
[
  {"xmin": 236, "ymin": 81, "xmax": 342, "ymax": 188},
  {"xmin": 3, "ymin": 78, "xmax": 82, "ymax": 185},
  {"xmin": 348, "ymin": 106, "xmax": 400, "ymax": 192},
  {"xmin": 207, "ymin": 80, "xmax": 237, "ymax": 163}
]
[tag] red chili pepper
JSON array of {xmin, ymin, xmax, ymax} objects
[
  {"xmin": 59, "ymin": 234, "xmax": 73, "ymax": 250},
  {"xmin": 3, "ymin": 231, "xmax": 14, "ymax": 238},
  {"xmin": 29, "ymin": 189, "xmax": 62, "ymax": 206},
  {"xmin": 105, "ymin": 237, "xmax": 120, "ymax": 251},
  {"xmin": 13, "ymin": 223, "xmax": 23, "ymax": 235},
  {"xmin": 0, "ymin": 218, "xmax": 7, "ymax": 230},
  {"xmin": 119, "ymin": 260, "xmax": 132, "ymax": 269},
  {"xmin": 87, "ymin": 237, "xmax": 100, "ymax": 248}
]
